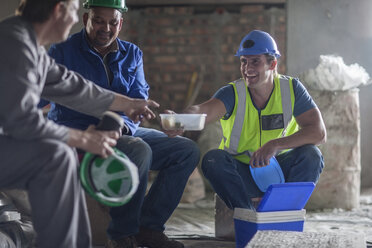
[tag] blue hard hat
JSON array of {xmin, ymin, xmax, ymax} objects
[
  {"xmin": 235, "ymin": 30, "xmax": 281, "ymax": 58},
  {"xmin": 249, "ymin": 156, "xmax": 284, "ymax": 192}
]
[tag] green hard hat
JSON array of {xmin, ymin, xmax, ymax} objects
[
  {"xmin": 80, "ymin": 148, "xmax": 139, "ymax": 207},
  {"xmin": 83, "ymin": 0, "xmax": 128, "ymax": 13}
]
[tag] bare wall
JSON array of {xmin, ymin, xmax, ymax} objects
[
  {"xmin": 287, "ymin": 0, "xmax": 372, "ymax": 188},
  {"xmin": 123, "ymin": 4, "xmax": 286, "ymax": 115}
]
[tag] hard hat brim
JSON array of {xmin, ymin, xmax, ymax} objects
[
  {"xmin": 235, "ymin": 49, "xmax": 281, "ymax": 58},
  {"xmin": 83, "ymin": 2, "xmax": 128, "ymax": 13}
]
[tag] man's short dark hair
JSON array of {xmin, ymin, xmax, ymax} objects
[
  {"xmin": 265, "ymin": 53, "xmax": 278, "ymax": 74},
  {"xmin": 16, "ymin": 0, "xmax": 69, "ymax": 23},
  {"xmin": 265, "ymin": 54, "xmax": 276, "ymax": 64}
]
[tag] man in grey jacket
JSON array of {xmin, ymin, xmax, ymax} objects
[{"xmin": 0, "ymin": 0, "xmax": 158, "ymax": 247}]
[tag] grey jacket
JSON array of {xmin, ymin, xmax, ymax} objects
[{"xmin": 0, "ymin": 16, "xmax": 115, "ymax": 142}]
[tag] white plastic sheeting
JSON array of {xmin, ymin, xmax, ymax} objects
[{"xmin": 300, "ymin": 55, "xmax": 371, "ymax": 91}]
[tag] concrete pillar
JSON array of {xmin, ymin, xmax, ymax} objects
[
  {"xmin": 287, "ymin": 0, "xmax": 372, "ymax": 189},
  {"xmin": 306, "ymin": 89, "xmax": 361, "ymax": 210}
]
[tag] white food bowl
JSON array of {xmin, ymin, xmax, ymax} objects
[{"xmin": 159, "ymin": 114, "xmax": 207, "ymax": 131}]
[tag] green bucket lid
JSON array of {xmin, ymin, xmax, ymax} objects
[{"xmin": 80, "ymin": 148, "xmax": 138, "ymax": 207}]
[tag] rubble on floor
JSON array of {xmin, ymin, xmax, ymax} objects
[{"xmin": 246, "ymin": 230, "xmax": 365, "ymax": 248}]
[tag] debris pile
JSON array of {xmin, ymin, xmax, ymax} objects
[{"xmin": 300, "ymin": 55, "xmax": 370, "ymax": 91}]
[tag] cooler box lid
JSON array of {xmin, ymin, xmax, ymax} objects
[{"xmin": 256, "ymin": 182, "xmax": 315, "ymax": 212}]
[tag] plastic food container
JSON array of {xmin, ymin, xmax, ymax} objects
[{"xmin": 159, "ymin": 114, "xmax": 207, "ymax": 131}]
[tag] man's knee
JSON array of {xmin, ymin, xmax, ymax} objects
[
  {"xmin": 28, "ymin": 140, "xmax": 78, "ymax": 189},
  {"xmin": 128, "ymin": 138, "xmax": 152, "ymax": 163},
  {"xmin": 40, "ymin": 140, "xmax": 77, "ymax": 167},
  {"xmin": 298, "ymin": 144, "xmax": 324, "ymax": 168},
  {"xmin": 292, "ymin": 145, "xmax": 324, "ymax": 182},
  {"xmin": 172, "ymin": 137, "xmax": 200, "ymax": 170},
  {"xmin": 201, "ymin": 149, "xmax": 228, "ymax": 177},
  {"xmin": 116, "ymin": 136, "xmax": 152, "ymax": 172},
  {"xmin": 182, "ymin": 138, "xmax": 200, "ymax": 163}
]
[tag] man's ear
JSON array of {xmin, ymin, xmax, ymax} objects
[
  {"xmin": 118, "ymin": 18, "xmax": 123, "ymax": 31},
  {"xmin": 269, "ymin": 59, "xmax": 277, "ymax": 70},
  {"xmin": 83, "ymin": 12, "xmax": 89, "ymax": 27},
  {"xmin": 52, "ymin": 1, "xmax": 65, "ymax": 20}
]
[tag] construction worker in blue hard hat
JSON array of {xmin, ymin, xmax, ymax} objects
[
  {"xmin": 181, "ymin": 29, "xmax": 327, "ymax": 210},
  {"xmin": 38, "ymin": 0, "xmax": 199, "ymax": 247}
]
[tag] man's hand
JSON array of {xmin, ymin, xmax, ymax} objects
[
  {"xmin": 161, "ymin": 110, "xmax": 184, "ymax": 137},
  {"xmin": 109, "ymin": 94, "xmax": 160, "ymax": 123},
  {"xmin": 249, "ymin": 139, "xmax": 279, "ymax": 168},
  {"xmin": 126, "ymin": 98, "xmax": 159, "ymax": 123},
  {"xmin": 67, "ymin": 126, "xmax": 119, "ymax": 158}
]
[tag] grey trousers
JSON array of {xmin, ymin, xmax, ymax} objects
[{"xmin": 0, "ymin": 135, "xmax": 91, "ymax": 248}]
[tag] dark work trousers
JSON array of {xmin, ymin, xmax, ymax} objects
[
  {"xmin": 0, "ymin": 135, "xmax": 92, "ymax": 248},
  {"xmin": 202, "ymin": 144, "xmax": 324, "ymax": 210}
]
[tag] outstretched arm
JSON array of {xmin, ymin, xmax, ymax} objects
[
  {"xmin": 186, "ymin": 98, "xmax": 227, "ymax": 124},
  {"xmin": 162, "ymin": 98, "xmax": 226, "ymax": 137},
  {"xmin": 109, "ymin": 94, "xmax": 159, "ymax": 123},
  {"xmin": 43, "ymin": 57, "xmax": 159, "ymax": 124}
]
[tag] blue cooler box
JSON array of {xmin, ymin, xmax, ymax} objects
[
  {"xmin": 234, "ymin": 208, "xmax": 306, "ymax": 248},
  {"xmin": 233, "ymin": 182, "xmax": 315, "ymax": 248}
]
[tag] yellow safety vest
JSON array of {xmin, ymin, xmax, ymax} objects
[{"xmin": 219, "ymin": 74, "xmax": 299, "ymax": 164}]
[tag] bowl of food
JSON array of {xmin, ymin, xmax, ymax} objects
[{"xmin": 159, "ymin": 114, "xmax": 207, "ymax": 131}]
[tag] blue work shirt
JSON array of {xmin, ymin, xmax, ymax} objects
[{"xmin": 40, "ymin": 29, "xmax": 149, "ymax": 135}]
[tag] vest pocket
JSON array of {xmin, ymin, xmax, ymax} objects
[{"xmin": 261, "ymin": 114, "xmax": 284, "ymax": 130}]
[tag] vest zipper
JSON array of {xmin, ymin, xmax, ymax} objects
[{"xmin": 258, "ymin": 111, "xmax": 262, "ymax": 147}]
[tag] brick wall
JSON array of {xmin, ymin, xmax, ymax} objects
[{"xmin": 120, "ymin": 3, "xmax": 286, "ymax": 129}]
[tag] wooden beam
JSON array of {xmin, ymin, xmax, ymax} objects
[{"xmin": 126, "ymin": 0, "xmax": 285, "ymax": 6}]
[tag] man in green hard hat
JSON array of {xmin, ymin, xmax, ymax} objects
[
  {"xmin": 39, "ymin": 0, "xmax": 199, "ymax": 247},
  {"xmin": 0, "ymin": 0, "xmax": 159, "ymax": 247}
]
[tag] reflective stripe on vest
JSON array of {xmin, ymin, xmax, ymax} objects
[{"xmin": 223, "ymin": 77, "xmax": 292, "ymax": 156}]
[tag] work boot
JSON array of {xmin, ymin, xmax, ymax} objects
[
  {"xmin": 135, "ymin": 227, "xmax": 184, "ymax": 248},
  {"xmin": 106, "ymin": 236, "xmax": 137, "ymax": 248}
]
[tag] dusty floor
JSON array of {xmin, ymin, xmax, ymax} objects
[
  {"xmin": 304, "ymin": 187, "xmax": 372, "ymax": 247},
  {"xmin": 162, "ymin": 188, "xmax": 372, "ymax": 248},
  {"xmin": 93, "ymin": 188, "xmax": 372, "ymax": 247}
]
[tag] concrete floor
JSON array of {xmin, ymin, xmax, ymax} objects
[
  {"xmin": 93, "ymin": 188, "xmax": 372, "ymax": 248},
  {"xmin": 163, "ymin": 188, "xmax": 372, "ymax": 248}
]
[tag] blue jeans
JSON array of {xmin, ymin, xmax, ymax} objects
[
  {"xmin": 107, "ymin": 127, "xmax": 200, "ymax": 239},
  {"xmin": 201, "ymin": 144, "xmax": 324, "ymax": 210}
]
